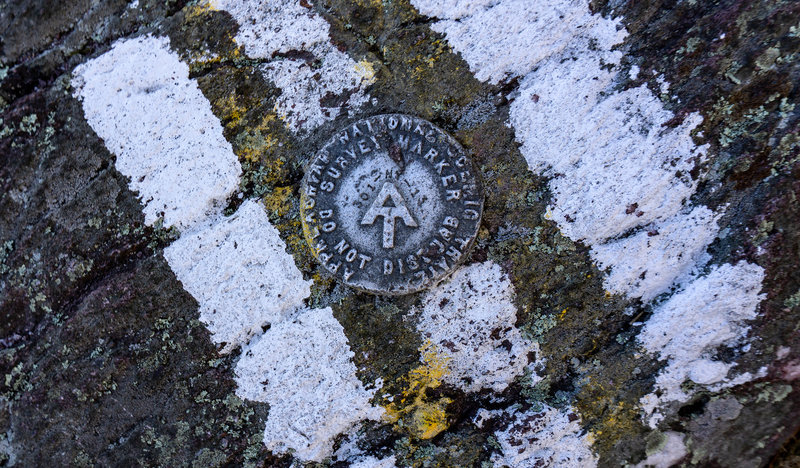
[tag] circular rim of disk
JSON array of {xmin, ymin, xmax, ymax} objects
[{"xmin": 299, "ymin": 113, "xmax": 484, "ymax": 295}]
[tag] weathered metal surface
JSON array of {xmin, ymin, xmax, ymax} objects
[{"xmin": 301, "ymin": 114, "xmax": 482, "ymax": 295}]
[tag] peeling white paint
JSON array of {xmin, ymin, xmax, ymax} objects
[
  {"xmin": 236, "ymin": 307, "xmax": 383, "ymax": 462},
  {"xmin": 411, "ymin": 0, "xmax": 710, "ymax": 301},
  {"xmin": 72, "ymin": 35, "xmax": 240, "ymax": 231},
  {"xmin": 350, "ymin": 456, "xmax": 398, "ymax": 468},
  {"xmin": 163, "ymin": 200, "xmax": 311, "ymax": 352},
  {"xmin": 216, "ymin": 0, "xmax": 371, "ymax": 131},
  {"xmin": 411, "ymin": 0, "xmax": 768, "ymax": 443},
  {"xmin": 476, "ymin": 405, "xmax": 597, "ymax": 468},
  {"xmin": 73, "ymin": 34, "xmax": 380, "ymax": 462},
  {"xmin": 416, "ymin": 0, "xmax": 623, "ymax": 85},
  {"xmin": 591, "ymin": 207, "xmax": 721, "ymax": 302},
  {"xmin": 638, "ymin": 261, "xmax": 765, "ymax": 427},
  {"xmin": 413, "ymin": 261, "xmax": 536, "ymax": 393},
  {"xmin": 635, "ymin": 431, "xmax": 687, "ymax": 468}
]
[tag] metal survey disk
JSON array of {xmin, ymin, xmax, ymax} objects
[{"xmin": 300, "ymin": 114, "xmax": 483, "ymax": 295}]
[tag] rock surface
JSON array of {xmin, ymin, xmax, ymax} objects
[{"xmin": 1, "ymin": 0, "xmax": 799, "ymax": 466}]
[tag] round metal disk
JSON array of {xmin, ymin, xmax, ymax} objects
[{"xmin": 300, "ymin": 114, "xmax": 484, "ymax": 295}]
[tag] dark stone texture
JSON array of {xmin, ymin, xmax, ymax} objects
[{"xmin": 1, "ymin": 0, "xmax": 798, "ymax": 466}]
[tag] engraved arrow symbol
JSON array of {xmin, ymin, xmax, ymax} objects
[{"xmin": 361, "ymin": 181, "xmax": 418, "ymax": 249}]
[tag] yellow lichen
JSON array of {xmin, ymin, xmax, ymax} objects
[
  {"xmin": 261, "ymin": 186, "xmax": 294, "ymax": 217},
  {"xmin": 215, "ymin": 95, "xmax": 248, "ymax": 128},
  {"xmin": 237, "ymin": 114, "xmax": 281, "ymax": 162},
  {"xmin": 382, "ymin": 341, "xmax": 453, "ymax": 439},
  {"xmin": 184, "ymin": 0, "xmax": 218, "ymax": 21},
  {"xmin": 354, "ymin": 59, "xmax": 378, "ymax": 84}
]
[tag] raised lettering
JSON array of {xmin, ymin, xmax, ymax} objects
[
  {"xmin": 445, "ymin": 245, "xmax": 461, "ymax": 260},
  {"xmin": 446, "ymin": 190, "xmax": 461, "ymax": 201},
  {"xmin": 358, "ymin": 254, "xmax": 372, "ymax": 269},
  {"xmin": 334, "ymin": 239, "xmax": 349, "ymax": 254},
  {"xmin": 423, "ymin": 148, "xmax": 438, "ymax": 163},
  {"xmin": 441, "ymin": 174, "xmax": 457, "ymax": 187},
  {"xmin": 328, "ymin": 261, "xmax": 341, "ymax": 274},
  {"xmin": 343, "ymin": 267, "xmax": 355, "ymax": 281},
  {"xmin": 397, "ymin": 134, "xmax": 409, "ymax": 150},
  {"xmin": 454, "ymin": 237, "xmax": 471, "ymax": 250},
  {"xmin": 443, "ymin": 216, "xmax": 459, "ymax": 228}
]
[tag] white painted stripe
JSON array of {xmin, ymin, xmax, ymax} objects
[
  {"xmin": 72, "ymin": 35, "xmax": 241, "ymax": 231},
  {"xmin": 413, "ymin": 0, "xmax": 715, "ymax": 301},
  {"xmin": 590, "ymin": 206, "xmax": 721, "ymax": 302},
  {"xmin": 216, "ymin": 0, "xmax": 373, "ymax": 131},
  {"xmin": 414, "ymin": 261, "xmax": 537, "ymax": 393},
  {"xmin": 412, "ymin": 0, "xmax": 767, "ymax": 442},
  {"xmin": 634, "ymin": 432, "xmax": 687, "ymax": 468},
  {"xmin": 476, "ymin": 405, "xmax": 597, "ymax": 468},
  {"xmin": 350, "ymin": 456, "xmax": 397, "ymax": 468},
  {"xmin": 421, "ymin": 0, "xmax": 624, "ymax": 84},
  {"xmin": 235, "ymin": 307, "xmax": 383, "ymax": 462},
  {"xmin": 73, "ymin": 34, "xmax": 380, "ymax": 462},
  {"xmin": 163, "ymin": 200, "xmax": 311, "ymax": 352},
  {"xmin": 638, "ymin": 261, "xmax": 765, "ymax": 427}
]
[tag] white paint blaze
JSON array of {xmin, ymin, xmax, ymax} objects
[
  {"xmin": 73, "ymin": 34, "xmax": 380, "ymax": 462},
  {"xmin": 638, "ymin": 261, "xmax": 766, "ymax": 427},
  {"xmin": 163, "ymin": 200, "xmax": 311, "ymax": 352},
  {"xmin": 476, "ymin": 405, "xmax": 597, "ymax": 468},
  {"xmin": 216, "ymin": 0, "xmax": 372, "ymax": 131},
  {"xmin": 412, "ymin": 0, "xmax": 767, "ymax": 445},
  {"xmin": 412, "ymin": 0, "xmax": 713, "ymax": 301},
  {"xmin": 590, "ymin": 206, "xmax": 721, "ymax": 302},
  {"xmin": 72, "ymin": 35, "xmax": 240, "ymax": 231},
  {"xmin": 634, "ymin": 432, "xmax": 688, "ymax": 468},
  {"xmin": 235, "ymin": 307, "xmax": 382, "ymax": 462},
  {"xmin": 415, "ymin": 261, "xmax": 536, "ymax": 393},
  {"xmin": 422, "ymin": 0, "xmax": 623, "ymax": 84}
]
